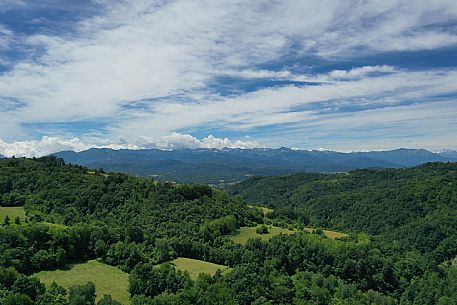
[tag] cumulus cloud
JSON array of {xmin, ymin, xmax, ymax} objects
[
  {"xmin": 0, "ymin": 133, "xmax": 260, "ymax": 157},
  {"xmin": 0, "ymin": 136, "xmax": 94, "ymax": 157},
  {"xmin": 151, "ymin": 133, "xmax": 258, "ymax": 150}
]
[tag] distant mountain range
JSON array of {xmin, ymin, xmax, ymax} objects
[
  {"xmin": 51, "ymin": 147, "xmax": 457, "ymax": 185},
  {"xmin": 436, "ymin": 149, "xmax": 457, "ymax": 160}
]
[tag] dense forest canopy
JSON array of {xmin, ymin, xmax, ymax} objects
[
  {"xmin": 228, "ymin": 163, "xmax": 457, "ymax": 259},
  {"xmin": 0, "ymin": 157, "xmax": 456, "ymax": 304}
]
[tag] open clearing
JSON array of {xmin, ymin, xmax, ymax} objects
[
  {"xmin": 229, "ymin": 226, "xmax": 296, "ymax": 245},
  {"xmin": 42, "ymin": 221, "xmax": 67, "ymax": 232},
  {"xmin": 0, "ymin": 206, "xmax": 27, "ymax": 222},
  {"xmin": 170, "ymin": 257, "xmax": 230, "ymax": 280},
  {"xmin": 247, "ymin": 205, "xmax": 274, "ymax": 216},
  {"xmin": 304, "ymin": 228, "xmax": 348, "ymax": 239},
  {"xmin": 35, "ymin": 260, "xmax": 130, "ymax": 305},
  {"xmin": 230, "ymin": 225, "xmax": 347, "ymax": 245}
]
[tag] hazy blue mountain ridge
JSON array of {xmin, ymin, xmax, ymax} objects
[{"xmin": 50, "ymin": 147, "xmax": 457, "ymax": 184}]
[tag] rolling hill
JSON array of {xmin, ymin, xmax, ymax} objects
[
  {"xmin": 1, "ymin": 157, "xmax": 457, "ymax": 304},
  {"xmin": 228, "ymin": 162, "xmax": 457, "ymax": 257}
]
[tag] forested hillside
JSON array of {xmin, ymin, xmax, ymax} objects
[
  {"xmin": 229, "ymin": 163, "xmax": 457, "ymax": 259},
  {"xmin": 0, "ymin": 157, "xmax": 257, "ymax": 239},
  {"xmin": 0, "ymin": 158, "xmax": 456, "ymax": 304}
]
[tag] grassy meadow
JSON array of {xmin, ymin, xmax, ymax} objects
[
  {"xmin": 247, "ymin": 205, "xmax": 274, "ymax": 216},
  {"xmin": 0, "ymin": 206, "xmax": 27, "ymax": 223},
  {"xmin": 304, "ymin": 228, "xmax": 348, "ymax": 239},
  {"xmin": 35, "ymin": 260, "xmax": 130, "ymax": 304},
  {"xmin": 230, "ymin": 225, "xmax": 347, "ymax": 245},
  {"xmin": 229, "ymin": 226, "xmax": 296, "ymax": 245},
  {"xmin": 169, "ymin": 257, "xmax": 230, "ymax": 280},
  {"xmin": 244, "ymin": 205, "xmax": 347, "ymax": 241},
  {"xmin": 42, "ymin": 221, "xmax": 67, "ymax": 233}
]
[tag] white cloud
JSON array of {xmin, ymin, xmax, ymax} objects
[
  {"xmin": 0, "ymin": 133, "xmax": 259, "ymax": 157},
  {"xmin": 112, "ymin": 68, "xmax": 457, "ymax": 137},
  {"xmin": 328, "ymin": 66, "xmax": 397, "ymax": 80},
  {"xmin": 1, "ymin": 0, "xmax": 457, "ymax": 151},
  {"xmin": 223, "ymin": 69, "xmax": 293, "ymax": 80},
  {"xmin": 0, "ymin": 136, "xmax": 94, "ymax": 157},
  {"xmin": 251, "ymin": 100, "xmax": 457, "ymax": 151},
  {"xmin": 0, "ymin": 24, "xmax": 12, "ymax": 50},
  {"xmin": 151, "ymin": 133, "xmax": 258, "ymax": 150},
  {"xmin": 0, "ymin": 1, "xmax": 26, "ymax": 12}
]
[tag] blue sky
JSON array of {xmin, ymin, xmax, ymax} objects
[{"xmin": 1, "ymin": 0, "xmax": 457, "ymax": 156}]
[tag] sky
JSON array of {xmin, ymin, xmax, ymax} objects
[{"xmin": 1, "ymin": 0, "xmax": 457, "ymax": 157}]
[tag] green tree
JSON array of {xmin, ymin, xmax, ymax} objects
[
  {"xmin": 256, "ymin": 225, "xmax": 269, "ymax": 234},
  {"xmin": 129, "ymin": 263, "xmax": 191, "ymax": 298},
  {"xmin": 68, "ymin": 282, "xmax": 96, "ymax": 305},
  {"xmin": 97, "ymin": 295, "xmax": 122, "ymax": 305},
  {"xmin": 2, "ymin": 293, "xmax": 33, "ymax": 305},
  {"xmin": 11, "ymin": 276, "xmax": 45, "ymax": 301},
  {"xmin": 36, "ymin": 282, "xmax": 67, "ymax": 305}
]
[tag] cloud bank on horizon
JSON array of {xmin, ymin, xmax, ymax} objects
[
  {"xmin": 1, "ymin": 0, "xmax": 457, "ymax": 156},
  {"xmin": 0, "ymin": 133, "xmax": 259, "ymax": 157}
]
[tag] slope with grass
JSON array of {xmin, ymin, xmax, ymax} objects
[
  {"xmin": 248, "ymin": 205, "xmax": 348, "ymax": 240},
  {"xmin": 229, "ymin": 225, "xmax": 347, "ymax": 245},
  {"xmin": 247, "ymin": 205, "xmax": 273, "ymax": 216},
  {"xmin": 170, "ymin": 257, "xmax": 230, "ymax": 280},
  {"xmin": 303, "ymin": 228, "xmax": 348, "ymax": 239},
  {"xmin": 0, "ymin": 206, "xmax": 27, "ymax": 223},
  {"xmin": 35, "ymin": 260, "xmax": 130, "ymax": 304},
  {"xmin": 229, "ymin": 226, "xmax": 296, "ymax": 245}
]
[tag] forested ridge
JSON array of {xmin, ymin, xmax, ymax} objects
[
  {"xmin": 0, "ymin": 157, "xmax": 456, "ymax": 304},
  {"xmin": 228, "ymin": 163, "xmax": 457, "ymax": 258}
]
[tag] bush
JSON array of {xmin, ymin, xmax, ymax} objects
[{"xmin": 256, "ymin": 225, "xmax": 269, "ymax": 234}]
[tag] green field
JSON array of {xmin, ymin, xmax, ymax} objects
[
  {"xmin": 247, "ymin": 205, "xmax": 274, "ymax": 216},
  {"xmin": 170, "ymin": 257, "xmax": 230, "ymax": 280},
  {"xmin": 230, "ymin": 225, "xmax": 347, "ymax": 245},
  {"xmin": 42, "ymin": 221, "xmax": 67, "ymax": 232},
  {"xmin": 304, "ymin": 228, "xmax": 348, "ymax": 239},
  {"xmin": 0, "ymin": 206, "xmax": 27, "ymax": 223},
  {"xmin": 229, "ymin": 226, "xmax": 296, "ymax": 245},
  {"xmin": 35, "ymin": 260, "xmax": 130, "ymax": 304}
]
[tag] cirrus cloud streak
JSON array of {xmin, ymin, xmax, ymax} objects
[{"xmin": 1, "ymin": 0, "xmax": 457, "ymax": 151}]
